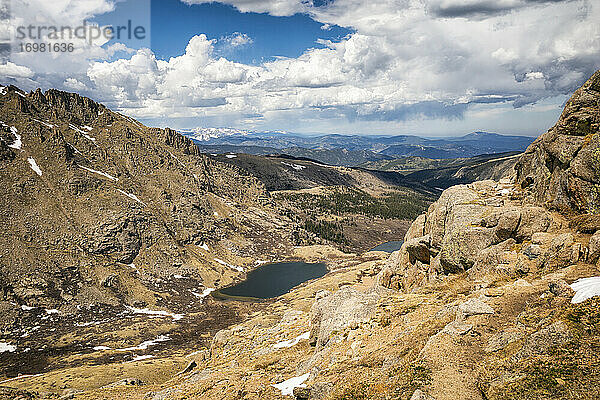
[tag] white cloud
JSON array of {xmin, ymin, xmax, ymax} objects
[
  {"xmin": 181, "ymin": 0, "xmax": 305, "ymax": 16},
  {"xmin": 0, "ymin": 62, "xmax": 34, "ymax": 78},
  {"xmin": 4, "ymin": 0, "xmax": 599, "ymax": 136},
  {"xmin": 63, "ymin": 77, "xmax": 89, "ymax": 91},
  {"xmin": 223, "ymin": 32, "xmax": 254, "ymax": 48}
]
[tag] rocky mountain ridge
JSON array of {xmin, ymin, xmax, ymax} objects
[{"xmin": 0, "ymin": 84, "xmax": 312, "ymax": 384}]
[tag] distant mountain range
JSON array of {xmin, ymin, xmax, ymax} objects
[{"xmin": 181, "ymin": 129, "xmax": 535, "ymax": 166}]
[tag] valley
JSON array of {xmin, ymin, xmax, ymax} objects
[
  {"xmin": 0, "ymin": 70, "xmax": 599, "ymax": 400},
  {"xmin": 0, "ymin": 85, "xmax": 432, "ymax": 396}
]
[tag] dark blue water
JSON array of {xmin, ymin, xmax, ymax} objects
[
  {"xmin": 369, "ymin": 241, "xmax": 404, "ymax": 253},
  {"xmin": 217, "ymin": 262, "xmax": 328, "ymax": 299}
]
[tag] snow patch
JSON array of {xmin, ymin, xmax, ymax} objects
[
  {"xmin": 199, "ymin": 243, "xmax": 210, "ymax": 251},
  {"xmin": 168, "ymin": 151, "xmax": 186, "ymax": 168},
  {"xmin": 214, "ymin": 258, "xmax": 244, "ymax": 272},
  {"xmin": 32, "ymin": 119, "xmax": 53, "ymax": 128},
  {"xmin": 571, "ymin": 277, "xmax": 600, "ymax": 304},
  {"xmin": 93, "ymin": 335, "xmax": 170, "ymax": 353},
  {"xmin": 130, "ymin": 354, "xmax": 154, "ymax": 362},
  {"xmin": 192, "ymin": 287, "xmax": 215, "ymax": 302},
  {"xmin": 67, "ymin": 143, "xmax": 82, "ymax": 154},
  {"xmin": 281, "ymin": 161, "xmax": 306, "ymax": 171},
  {"xmin": 119, "ymin": 335, "xmax": 170, "ymax": 351},
  {"xmin": 117, "ymin": 189, "xmax": 145, "ymax": 205},
  {"xmin": 78, "ymin": 165, "xmax": 118, "ymax": 181},
  {"xmin": 126, "ymin": 306, "xmax": 184, "ymax": 320},
  {"xmin": 76, "ymin": 321, "xmax": 102, "ymax": 327},
  {"xmin": 27, "ymin": 157, "xmax": 42, "ymax": 176},
  {"xmin": 21, "ymin": 305, "xmax": 35, "ymax": 311},
  {"xmin": 45, "ymin": 309, "xmax": 60, "ymax": 314},
  {"xmin": 8, "ymin": 127, "xmax": 22, "ymax": 150},
  {"xmin": 0, "ymin": 342, "xmax": 16, "ymax": 353},
  {"xmin": 274, "ymin": 332, "xmax": 310, "ymax": 349},
  {"xmin": 0, "ymin": 374, "xmax": 43, "ymax": 385},
  {"xmin": 69, "ymin": 124, "xmax": 97, "ymax": 144},
  {"xmin": 225, "ymin": 154, "xmax": 237, "ymax": 158},
  {"xmin": 272, "ymin": 373, "xmax": 310, "ymax": 396}
]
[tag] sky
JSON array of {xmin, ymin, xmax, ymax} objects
[{"xmin": 1, "ymin": 0, "xmax": 599, "ymax": 137}]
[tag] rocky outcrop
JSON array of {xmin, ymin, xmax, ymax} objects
[
  {"xmin": 376, "ymin": 178, "xmax": 583, "ymax": 290},
  {"xmin": 153, "ymin": 127, "xmax": 201, "ymax": 156},
  {"xmin": 309, "ymin": 286, "xmax": 383, "ymax": 349},
  {"xmin": 85, "ymin": 212, "xmax": 150, "ymax": 264},
  {"xmin": 516, "ymin": 70, "xmax": 600, "ymax": 214}
]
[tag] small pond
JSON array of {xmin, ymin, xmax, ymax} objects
[
  {"xmin": 215, "ymin": 261, "xmax": 328, "ymax": 300},
  {"xmin": 369, "ymin": 240, "xmax": 404, "ymax": 253}
]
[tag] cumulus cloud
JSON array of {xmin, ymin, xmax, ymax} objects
[
  {"xmin": 82, "ymin": 0, "xmax": 598, "ymax": 127},
  {"xmin": 0, "ymin": 61, "xmax": 34, "ymax": 78},
  {"xmin": 3, "ymin": 0, "xmax": 599, "ymax": 135},
  {"xmin": 222, "ymin": 32, "xmax": 254, "ymax": 48},
  {"xmin": 180, "ymin": 0, "xmax": 306, "ymax": 16}
]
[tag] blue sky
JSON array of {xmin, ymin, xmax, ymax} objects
[
  {"xmin": 3, "ymin": 0, "xmax": 599, "ymax": 137},
  {"xmin": 150, "ymin": 0, "xmax": 351, "ymax": 64}
]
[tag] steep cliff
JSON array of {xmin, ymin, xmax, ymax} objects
[{"xmin": 516, "ymin": 70, "xmax": 600, "ymax": 214}]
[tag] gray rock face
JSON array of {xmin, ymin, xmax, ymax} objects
[
  {"xmin": 548, "ymin": 279, "xmax": 575, "ymax": 298},
  {"xmin": 442, "ymin": 320, "xmax": 473, "ymax": 336},
  {"xmin": 309, "ymin": 286, "xmax": 382, "ymax": 349},
  {"xmin": 440, "ymin": 227, "xmax": 494, "ymax": 273},
  {"xmin": 515, "ymin": 70, "xmax": 600, "ymax": 213},
  {"xmin": 293, "ymin": 383, "xmax": 333, "ymax": 400},
  {"xmin": 405, "ymin": 214, "xmax": 426, "ymax": 241},
  {"xmin": 376, "ymin": 181, "xmax": 556, "ymax": 291},
  {"xmin": 85, "ymin": 212, "xmax": 149, "ymax": 264},
  {"xmin": 405, "ymin": 235, "xmax": 431, "ymax": 264},
  {"xmin": 458, "ymin": 298, "xmax": 495, "ymax": 317},
  {"xmin": 589, "ymin": 231, "xmax": 600, "ymax": 262},
  {"xmin": 485, "ymin": 328, "xmax": 525, "ymax": 352}
]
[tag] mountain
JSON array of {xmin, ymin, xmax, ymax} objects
[
  {"xmin": 179, "ymin": 127, "xmax": 257, "ymax": 141},
  {"xmin": 398, "ymin": 151, "xmax": 522, "ymax": 189},
  {"xmin": 0, "ymin": 85, "xmax": 310, "ymax": 381},
  {"xmin": 378, "ymin": 132, "xmax": 534, "ymax": 158},
  {"xmin": 52, "ymin": 71, "xmax": 596, "ymax": 400},
  {"xmin": 516, "ymin": 70, "xmax": 600, "ymax": 215},
  {"xmin": 0, "ymin": 85, "xmax": 434, "ymax": 389},
  {"xmin": 2, "ymin": 72, "xmax": 599, "ymax": 400},
  {"xmin": 194, "ymin": 144, "xmax": 393, "ymax": 167},
  {"xmin": 184, "ymin": 130, "xmax": 535, "ymax": 164}
]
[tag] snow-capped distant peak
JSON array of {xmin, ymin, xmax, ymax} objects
[
  {"xmin": 179, "ymin": 127, "xmax": 254, "ymax": 141},
  {"xmin": 179, "ymin": 127, "xmax": 289, "ymax": 142}
]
